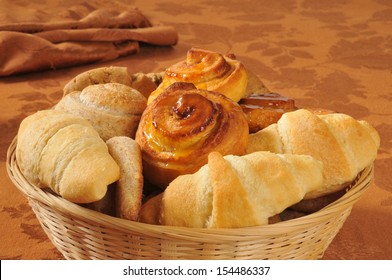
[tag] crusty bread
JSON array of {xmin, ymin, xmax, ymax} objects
[
  {"xmin": 247, "ymin": 109, "xmax": 380, "ymax": 199},
  {"xmin": 16, "ymin": 110, "xmax": 120, "ymax": 203},
  {"xmin": 106, "ymin": 136, "xmax": 143, "ymax": 221},
  {"xmin": 160, "ymin": 151, "xmax": 324, "ymax": 228},
  {"xmin": 63, "ymin": 66, "xmax": 133, "ymax": 96},
  {"xmin": 55, "ymin": 83, "xmax": 147, "ymax": 140}
]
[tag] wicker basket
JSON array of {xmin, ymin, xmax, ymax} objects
[{"xmin": 6, "ymin": 137, "xmax": 374, "ymax": 260}]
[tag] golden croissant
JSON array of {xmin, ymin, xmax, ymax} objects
[
  {"xmin": 247, "ymin": 109, "xmax": 380, "ymax": 199},
  {"xmin": 16, "ymin": 110, "xmax": 120, "ymax": 203},
  {"xmin": 161, "ymin": 151, "xmax": 324, "ymax": 228}
]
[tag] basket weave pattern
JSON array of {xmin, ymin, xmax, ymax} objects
[{"xmin": 6, "ymin": 138, "xmax": 373, "ymax": 260}]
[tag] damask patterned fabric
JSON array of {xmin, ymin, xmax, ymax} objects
[{"xmin": 0, "ymin": 0, "xmax": 391, "ymax": 259}]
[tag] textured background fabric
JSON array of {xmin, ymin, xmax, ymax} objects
[
  {"xmin": 0, "ymin": 0, "xmax": 391, "ymax": 259},
  {"xmin": 0, "ymin": 3, "xmax": 177, "ymax": 76}
]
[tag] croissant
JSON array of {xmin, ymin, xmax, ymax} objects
[
  {"xmin": 135, "ymin": 82, "xmax": 249, "ymax": 188},
  {"xmin": 160, "ymin": 151, "xmax": 324, "ymax": 228},
  {"xmin": 147, "ymin": 48, "xmax": 248, "ymax": 104},
  {"xmin": 16, "ymin": 110, "xmax": 120, "ymax": 203},
  {"xmin": 55, "ymin": 83, "xmax": 147, "ymax": 141},
  {"xmin": 247, "ymin": 109, "xmax": 380, "ymax": 199}
]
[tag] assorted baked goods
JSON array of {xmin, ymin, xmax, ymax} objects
[
  {"xmin": 14, "ymin": 47, "xmax": 380, "ymax": 228},
  {"xmin": 135, "ymin": 82, "xmax": 249, "ymax": 188}
]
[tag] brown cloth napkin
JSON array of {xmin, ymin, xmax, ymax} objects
[{"xmin": 0, "ymin": 8, "xmax": 178, "ymax": 76}]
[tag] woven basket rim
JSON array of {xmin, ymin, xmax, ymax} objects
[{"xmin": 6, "ymin": 136, "xmax": 374, "ymax": 240}]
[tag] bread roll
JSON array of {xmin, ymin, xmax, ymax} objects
[
  {"xmin": 16, "ymin": 110, "xmax": 120, "ymax": 203},
  {"xmin": 161, "ymin": 151, "xmax": 324, "ymax": 228},
  {"xmin": 147, "ymin": 48, "xmax": 248, "ymax": 104},
  {"xmin": 247, "ymin": 109, "xmax": 380, "ymax": 199},
  {"xmin": 136, "ymin": 82, "xmax": 249, "ymax": 188},
  {"xmin": 55, "ymin": 83, "xmax": 147, "ymax": 140},
  {"xmin": 106, "ymin": 136, "xmax": 143, "ymax": 221},
  {"xmin": 63, "ymin": 66, "xmax": 132, "ymax": 96}
]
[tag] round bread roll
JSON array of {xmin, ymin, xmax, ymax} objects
[
  {"xmin": 55, "ymin": 83, "xmax": 147, "ymax": 141},
  {"xmin": 136, "ymin": 82, "xmax": 249, "ymax": 188},
  {"xmin": 63, "ymin": 66, "xmax": 133, "ymax": 96}
]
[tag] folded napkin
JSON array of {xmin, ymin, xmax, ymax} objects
[{"xmin": 0, "ymin": 8, "xmax": 178, "ymax": 76}]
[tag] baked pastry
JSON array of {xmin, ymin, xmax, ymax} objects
[
  {"xmin": 247, "ymin": 109, "xmax": 380, "ymax": 199},
  {"xmin": 16, "ymin": 110, "xmax": 120, "ymax": 203},
  {"xmin": 130, "ymin": 72, "xmax": 164, "ymax": 98},
  {"xmin": 106, "ymin": 136, "xmax": 143, "ymax": 221},
  {"xmin": 55, "ymin": 83, "xmax": 147, "ymax": 140},
  {"xmin": 147, "ymin": 48, "xmax": 248, "ymax": 104},
  {"xmin": 135, "ymin": 82, "xmax": 249, "ymax": 188},
  {"xmin": 239, "ymin": 92, "xmax": 297, "ymax": 133},
  {"xmin": 245, "ymin": 69, "xmax": 270, "ymax": 96},
  {"xmin": 160, "ymin": 151, "xmax": 324, "ymax": 228},
  {"xmin": 138, "ymin": 192, "xmax": 163, "ymax": 225},
  {"xmin": 63, "ymin": 66, "xmax": 133, "ymax": 96}
]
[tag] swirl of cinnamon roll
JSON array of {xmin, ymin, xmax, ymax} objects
[
  {"xmin": 147, "ymin": 48, "xmax": 248, "ymax": 104},
  {"xmin": 136, "ymin": 82, "xmax": 249, "ymax": 188}
]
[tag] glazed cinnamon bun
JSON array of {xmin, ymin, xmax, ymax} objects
[
  {"xmin": 147, "ymin": 48, "xmax": 248, "ymax": 104},
  {"xmin": 136, "ymin": 82, "xmax": 249, "ymax": 188}
]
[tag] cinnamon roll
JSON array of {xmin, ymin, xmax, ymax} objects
[
  {"xmin": 147, "ymin": 48, "xmax": 248, "ymax": 104},
  {"xmin": 136, "ymin": 82, "xmax": 249, "ymax": 188}
]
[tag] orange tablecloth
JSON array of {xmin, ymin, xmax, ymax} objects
[{"xmin": 1, "ymin": 0, "xmax": 391, "ymax": 259}]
